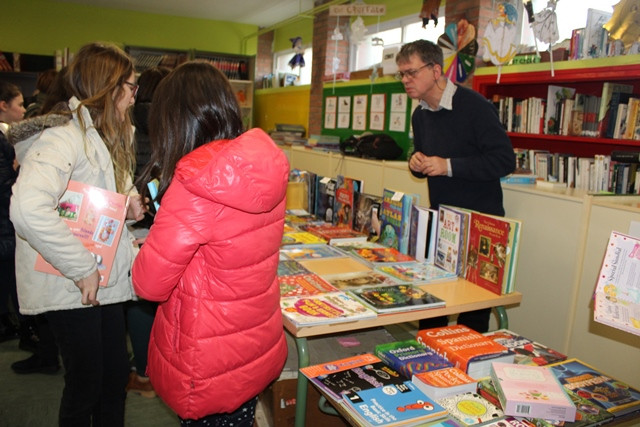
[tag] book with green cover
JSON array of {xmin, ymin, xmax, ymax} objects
[{"xmin": 374, "ymin": 339, "xmax": 452, "ymax": 379}]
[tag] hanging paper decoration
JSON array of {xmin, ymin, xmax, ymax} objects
[
  {"xmin": 350, "ymin": 16, "xmax": 368, "ymax": 44},
  {"xmin": 481, "ymin": 0, "xmax": 520, "ymax": 83},
  {"xmin": 419, "ymin": 0, "xmax": 440, "ymax": 27},
  {"xmin": 437, "ymin": 19, "xmax": 478, "ymax": 83},
  {"xmin": 288, "ymin": 37, "xmax": 305, "ymax": 69},
  {"xmin": 531, "ymin": 0, "xmax": 559, "ymax": 76}
]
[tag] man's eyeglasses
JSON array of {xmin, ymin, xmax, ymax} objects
[
  {"xmin": 394, "ymin": 63, "xmax": 434, "ymax": 81},
  {"xmin": 124, "ymin": 81, "xmax": 139, "ymax": 97}
]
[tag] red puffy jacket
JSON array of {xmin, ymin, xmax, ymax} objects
[{"xmin": 132, "ymin": 129, "xmax": 289, "ymax": 419}]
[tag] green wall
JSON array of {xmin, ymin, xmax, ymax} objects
[{"xmin": 2, "ymin": 0, "xmax": 258, "ymax": 57}]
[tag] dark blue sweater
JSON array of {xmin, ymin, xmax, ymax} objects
[{"xmin": 411, "ymin": 85, "xmax": 515, "ymax": 216}]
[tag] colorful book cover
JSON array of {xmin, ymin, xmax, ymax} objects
[
  {"xmin": 303, "ymin": 223, "xmax": 367, "ymax": 242},
  {"xmin": 376, "ymin": 262, "xmax": 458, "ymax": 285},
  {"xmin": 412, "ymin": 367, "xmax": 477, "ymax": 401},
  {"xmin": 353, "ymin": 191, "xmax": 382, "ymax": 237},
  {"xmin": 299, "ymin": 353, "xmax": 405, "ymax": 402},
  {"xmin": 416, "ymin": 325, "xmax": 514, "ymax": 379},
  {"xmin": 481, "ymin": 417, "xmax": 535, "ymax": 427},
  {"xmin": 34, "ymin": 180, "xmax": 129, "ymax": 286},
  {"xmin": 350, "ymin": 284, "xmax": 446, "ymax": 314},
  {"xmin": 408, "ymin": 205, "xmax": 439, "ymax": 263},
  {"xmin": 435, "ymin": 205, "xmax": 470, "ymax": 276},
  {"xmin": 548, "ymin": 358, "xmax": 640, "ymax": 417},
  {"xmin": 464, "ymin": 212, "xmax": 513, "ymax": 295},
  {"xmin": 344, "ymin": 380, "xmax": 449, "ymax": 426},
  {"xmin": 277, "ymin": 273, "xmax": 338, "ymax": 297},
  {"xmin": 281, "ymin": 230, "xmax": 327, "ymax": 246},
  {"xmin": 490, "ymin": 362, "xmax": 577, "ymax": 422},
  {"xmin": 379, "ymin": 188, "xmax": 419, "ymax": 254},
  {"xmin": 279, "ymin": 244, "xmax": 346, "ymax": 260},
  {"xmin": 277, "ymin": 259, "xmax": 311, "ymax": 276},
  {"xmin": 351, "ymin": 246, "xmax": 415, "ymax": 265},
  {"xmin": 544, "ymin": 85, "xmax": 576, "ymax": 135},
  {"xmin": 436, "ymin": 392, "xmax": 504, "ymax": 426},
  {"xmin": 280, "ymin": 291, "xmax": 377, "ymax": 326},
  {"xmin": 298, "ymin": 256, "xmax": 372, "ymax": 277},
  {"xmin": 593, "ymin": 230, "xmax": 640, "ymax": 336},
  {"xmin": 322, "ymin": 270, "xmax": 401, "ymax": 291},
  {"xmin": 533, "ymin": 388, "xmax": 615, "ymax": 427},
  {"xmin": 333, "ymin": 175, "xmax": 362, "ymax": 227},
  {"xmin": 483, "ymin": 329, "xmax": 567, "ymax": 366},
  {"xmin": 374, "ymin": 339, "xmax": 453, "ymax": 379}
]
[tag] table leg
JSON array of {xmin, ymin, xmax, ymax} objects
[
  {"xmin": 495, "ymin": 306, "xmax": 508, "ymax": 329},
  {"xmin": 294, "ymin": 336, "xmax": 309, "ymax": 427}
]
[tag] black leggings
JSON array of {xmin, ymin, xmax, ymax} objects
[{"xmin": 179, "ymin": 396, "xmax": 259, "ymax": 427}]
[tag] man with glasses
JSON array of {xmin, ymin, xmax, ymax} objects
[{"xmin": 396, "ymin": 39, "xmax": 515, "ymax": 333}]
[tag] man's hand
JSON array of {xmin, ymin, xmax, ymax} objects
[
  {"xmin": 75, "ymin": 270, "xmax": 100, "ymax": 306},
  {"xmin": 409, "ymin": 152, "xmax": 448, "ymax": 176}
]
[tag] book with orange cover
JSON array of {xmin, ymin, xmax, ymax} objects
[
  {"xmin": 416, "ymin": 325, "xmax": 514, "ymax": 379},
  {"xmin": 34, "ymin": 180, "xmax": 129, "ymax": 286},
  {"xmin": 412, "ymin": 366, "xmax": 477, "ymax": 400}
]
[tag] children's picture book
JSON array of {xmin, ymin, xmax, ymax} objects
[
  {"xmin": 344, "ymin": 380, "xmax": 449, "ymax": 426},
  {"xmin": 288, "ymin": 169, "xmax": 316, "ymax": 213},
  {"xmin": 299, "ymin": 353, "xmax": 405, "ymax": 402},
  {"xmin": 544, "ymin": 85, "xmax": 576, "ymax": 135},
  {"xmin": 379, "ymin": 188, "xmax": 419, "ymax": 255},
  {"xmin": 350, "ymin": 284, "xmax": 446, "ymax": 314},
  {"xmin": 374, "ymin": 339, "xmax": 453, "ymax": 379},
  {"xmin": 407, "ymin": 205, "xmax": 439, "ymax": 264},
  {"xmin": 280, "ymin": 291, "xmax": 377, "ymax": 326},
  {"xmin": 353, "ymin": 191, "xmax": 382, "ymax": 238},
  {"xmin": 34, "ymin": 180, "xmax": 129, "ymax": 286},
  {"xmin": 593, "ymin": 230, "xmax": 640, "ymax": 336},
  {"xmin": 281, "ymin": 230, "xmax": 327, "ymax": 246},
  {"xmin": 279, "ymin": 244, "xmax": 346, "ymax": 260},
  {"xmin": 277, "ymin": 273, "xmax": 338, "ymax": 297},
  {"xmin": 416, "ymin": 325, "xmax": 514, "ymax": 379},
  {"xmin": 322, "ymin": 270, "xmax": 401, "ymax": 291},
  {"xmin": 532, "ymin": 387, "xmax": 615, "ymax": 427},
  {"xmin": 350, "ymin": 246, "xmax": 416, "ymax": 266},
  {"xmin": 376, "ymin": 262, "xmax": 458, "ymax": 285},
  {"xmin": 436, "ymin": 392, "xmax": 504, "ymax": 426},
  {"xmin": 482, "ymin": 329, "xmax": 567, "ymax": 366},
  {"xmin": 302, "ymin": 223, "xmax": 368, "ymax": 243},
  {"xmin": 548, "ymin": 358, "xmax": 640, "ymax": 417},
  {"xmin": 298, "ymin": 256, "xmax": 372, "ymax": 277},
  {"xmin": 490, "ymin": 362, "xmax": 576, "ymax": 422},
  {"xmin": 315, "ymin": 176, "xmax": 337, "ymax": 223},
  {"xmin": 412, "ymin": 367, "xmax": 477, "ymax": 401},
  {"xmin": 333, "ymin": 175, "xmax": 362, "ymax": 227},
  {"xmin": 435, "ymin": 205, "xmax": 470, "ymax": 276}
]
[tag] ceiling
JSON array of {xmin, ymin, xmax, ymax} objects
[{"xmin": 55, "ymin": 0, "xmax": 320, "ymax": 28}]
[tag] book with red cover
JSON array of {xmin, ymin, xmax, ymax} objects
[
  {"xmin": 333, "ymin": 175, "xmax": 362, "ymax": 227},
  {"xmin": 416, "ymin": 325, "xmax": 514, "ymax": 379},
  {"xmin": 34, "ymin": 180, "xmax": 129, "ymax": 286}
]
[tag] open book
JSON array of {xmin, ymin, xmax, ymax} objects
[{"xmin": 34, "ymin": 180, "xmax": 129, "ymax": 286}]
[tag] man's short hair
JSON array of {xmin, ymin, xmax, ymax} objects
[{"xmin": 396, "ymin": 40, "xmax": 444, "ymax": 68}]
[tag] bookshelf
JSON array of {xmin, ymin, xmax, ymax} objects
[{"xmin": 472, "ymin": 55, "xmax": 640, "ymax": 158}]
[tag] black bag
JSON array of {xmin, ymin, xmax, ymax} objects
[{"xmin": 339, "ymin": 133, "xmax": 403, "ymax": 160}]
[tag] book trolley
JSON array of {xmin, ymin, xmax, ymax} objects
[{"xmin": 282, "ymin": 278, "xmax": 523, "ymax": 427}]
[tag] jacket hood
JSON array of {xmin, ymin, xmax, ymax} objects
[
  {"xmin": 174, "ymin": 128, "xmax": 289, "ymax": 214},
  {"xmin": 8, "ymin": 113, "xmax": 71, "ymax": 163}
]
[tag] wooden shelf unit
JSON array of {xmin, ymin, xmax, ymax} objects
[{"xmin": 472, "ymin": 56, "xmax": 640, "ymax": 158}]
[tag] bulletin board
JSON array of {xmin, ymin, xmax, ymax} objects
[{"xmin": 322, "ymin": 79, "xmax": 414, "ymax": 160}]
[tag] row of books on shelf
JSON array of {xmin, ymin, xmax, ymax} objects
[
  {"xmin": 504, "ymin": 149, "xmax": 640, "ymax": 194},
  {"xmin": 491, "ymin": 82, "xmax": 640, "ymax": 140},
  {"xmin": 299, "ymin": 324, "xmax": 640, "ymax": 426}
]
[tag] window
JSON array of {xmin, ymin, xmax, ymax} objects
[
  {"xmin": 518, "ymin": 0, "xmax": 618, "ymax": 51},
  {"xmin": 273, "ymin": 46, "xmax": 313, "ymax": 86},
  {"xmin": 350, "ymin": 9, "xmax": 446, "ymax": 72}
]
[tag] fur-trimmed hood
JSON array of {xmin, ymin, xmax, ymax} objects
[{"xmin": 7, "ymin": 113, "xmax": 71, "ymax": 160}]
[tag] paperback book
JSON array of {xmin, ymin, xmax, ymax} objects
[
  {"xmin": 353, "ymin": 191, "xmax": 382, "ymax": 237},
  {"xmin": 333, "ymin": 175, "xmax": 362, "ymax": 227},
  {"xmin": 490, "ymin": 362, "xmax": 576, "ymax": 422},
  {"xmin": 34, "ymin": 180, "xmax": 129, "ymax": 286},
  {"xmin": 482, "ymin": 329, "xmax": 567, "ymax": 366},
  {"xmin": 375, "ymin": 262, "xmax": 458, "ymax": 285},
  {"xmin": 315, "ymin": 176, "xmax": 337, "ymax": 223},
  {"xmin": 436, "ymin": 392, "xmax": 504, "ymax": 426},
  {"xmin": 277, "ymin": 273, "xmax": 338, "ymax": 297},
  {"xmin": 407, "ymin": 204, "xmax": 439, "ymax": 263},
  {"xmin": 281, "ymin": 230, "xmax": 327, "ymax": 246},
  {"xmin": 299, "ymin": 353, "xmax": 405, "ymax": 402},
  {"xmin": 416, "ymin": 325, "xmax": 514, "ymax": 379},
  {"xmin": 435, "ymin": 205, "xmax": 470, "ymax": 276},
  {"xmin": 378, "ymin": 188, "xmax": 419, "ymax": 254},
  {"xmin": 343, "ymin": 380, "xmax": 449, "ymax": 426},
  {"xmin": 322, "ymin": 270, "xmax": 401, "ymax": 291},
  {"xmin": 280, "ymin": 291, "xmax": 377, "ymax": 326},
  {"xmin": 302, "ymin": 223, "xmax": 367, "ymax": 242},
  {"xmin": 279, "ymin": 243, "xmax": 346, "ymax": 260},
  {"xmin": 412, "ymin": 367, "xmax": 477, "ymax": 401},
  {"xmin": 374, "ymin": 339, "xmax": 453, "ymax": 379},
  {"xmin": 593, "ymin": 230, "xmax": 640, "ymax": 336},
  {"xmin": 350, "ymin": 284, "xmax": 446, "ymax": 314},
  {"xmin": 547, "ymin": 358, "xmax": 640, "ymax": 417}
]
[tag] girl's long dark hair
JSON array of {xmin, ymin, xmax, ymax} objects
[{"xmin": 137, "ymin": 60, "xmax": 244, "ymax": 204}]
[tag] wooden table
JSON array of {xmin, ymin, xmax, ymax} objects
[{"xmin": 282, "ymin": 278, "xmax": 523, "ymax": 427}]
